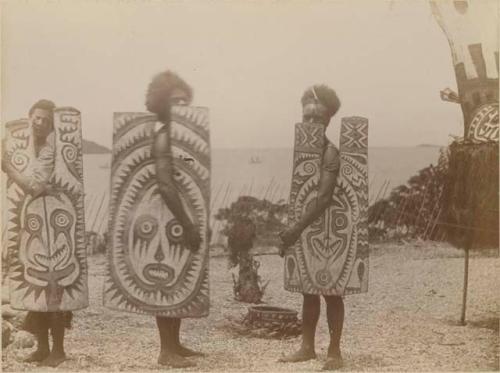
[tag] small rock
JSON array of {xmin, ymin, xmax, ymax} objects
[
  {"xmin": 2, "ymin": 321, "xmax": 13, "ymax": 348},
  {"xmin": 2, "ymin": 291, "xmax": 10, "ymax": 305},
  {"xmin": 12, "ymin": 330, "xmax": 35, "ymax": 349},
  {"xmin": 10, "ymin": 312, "xmax": 28, "ymax": 330}
]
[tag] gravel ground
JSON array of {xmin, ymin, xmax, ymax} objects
[{"xmin": 2, "ymin": 241, "xmax": 499, "ymax": 372}]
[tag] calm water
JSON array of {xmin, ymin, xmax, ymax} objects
[
  {"xmin": 83, "ymin": 146, "xmax": 442, "ymax": 210},
  {"xmin": 1, "ymin": 147, "xmax": 441, "ymax": 239}
]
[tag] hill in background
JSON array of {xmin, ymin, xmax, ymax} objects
[{"xmin": 83, "ymin": 139, "xmax": 110, "ymax": 154}]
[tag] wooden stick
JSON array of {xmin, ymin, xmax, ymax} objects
[
  {"xmin": 85, "ymin": 193, "xmax": 98, "ymax": 227},
  {"xmin": 370, "ymin": 179, "xmax": 388, "ymax": 207},
  {"xmin": 210, "ymin": 182, "xmax": 224, "ymax": 211},
  {"xmin": 210, "ymin": 182, "xmax": 225, "ymax": 230},
  {"xmin": 414, "ymin": 177, "xmax": 434, "ymax": 236},
  {"xmin": 369, "ymin": 174, "xmax": 376, "ymax": 193},
  {"xmin": 212, "ymin": 182, "xmax": 232, "ymax": 244},
  {"xmin": 428, "ymin": 207, "xmax": 442, "ymax": 241},
  {"xmin": 90, "ymin": 191, "xmax": 107, "ymax": 232},
  {"xmin": 269, "ymin": 182, "xmax": 280, "ymax": 203},
  {"xmin": 423, "ymin": 188, "xmax": 443, "ymax": 240},
  {"xmin": 375, "ymin": 180, "xmax": 391, "ymax": 222},
  {"xmin": 96, "ymin": 193, "xmax": 110, "ymax": 235},
  {"xmin": 262, "ymin": 177, "xmax": 275, "ymax": 200},
  {"xmin": 248, "ymin": 178, "xmax": 254, "ymax": 197},
  {"xmin": 460, "ymin": 243, "xmax": 470, "ymax": 326}
]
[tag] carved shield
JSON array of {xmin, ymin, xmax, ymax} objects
[
  {"xmin": 6, "ymin": 108, "xmax": 88, "ymax": 311},
  {"xmin": 467, "ymin": 104, "xmax": 499, "ymax": 143},
  {"xmin": 430, "ymin": 0, "xmax": 499, "ymax": 140},
  {"xmin": 104, "ymin": 106, "xmax": 210, "ymax": 317},
  {"xmin": 284, "ymin": 117, "xmax": 369, "ymax": 296}
]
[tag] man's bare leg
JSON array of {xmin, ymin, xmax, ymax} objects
[
  {"xmin": 156, "ymin": 316, "xmax": 195, "ymax": 368},
  {"xmin": 279, "ymin": 294, "xmax": 319, "ymax": 362},
  {"xmin": 172, "ymin": 318, "xmax": 205, "ymax": 357},
  {"xmin": 40, "ymin": 320, "xmax": 66, "ymax": 367},
  {"xmin": 322, "ymin": 295, "xmax": 344, "ymax": 370}
]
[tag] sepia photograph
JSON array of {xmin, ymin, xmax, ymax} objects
[{"xmin": 1, "ymin": 0, "xmax": 498, "ymax": 371}]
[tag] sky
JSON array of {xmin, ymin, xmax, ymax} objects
[{"xmin": 1, "ymin": 0, "xmax": 472, "ymax": 148}]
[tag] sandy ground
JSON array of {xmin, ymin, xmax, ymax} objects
[{"xmin": 2, "ymin": 241, "xmax": 499, "ymax": 372}]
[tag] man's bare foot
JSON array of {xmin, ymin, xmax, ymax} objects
[
  {"xmin": 158, "ymin": 351, "xmax": 196, "ymax": 368},
  {"xmin": 322, "ymin": 355, "xmax": 343, "ymax": 370},
  {"xmin": 176, "ymin": 344, "xmax": 205, "ymax": 357},
  {"xmin": 39, "ymin": 351, "xmax": 67, "ymax": 367},
  {"xmin": 278, "ymin": 347, "xmax": 316, "ymax": 363},
  {"xmin": 24, "ymin": 349, "xmax": 50, "ymax": 363}
]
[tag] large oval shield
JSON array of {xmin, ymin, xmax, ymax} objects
[
  {"xmin": 284, "ymin": 117, "xmax": 369, "ymax": 296},
  {"xmin": 104, "ymin": 106, "xmax": 210, "ymax": 317},
  {"xmin": 6, "ymin": 108, "xmax": 88, "ymax": 311}
]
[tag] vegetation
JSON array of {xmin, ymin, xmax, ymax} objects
[{"xmin": 214, "ymin": 196, "xmax": 287, "ymax": 303}]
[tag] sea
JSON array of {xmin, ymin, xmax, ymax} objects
[{"xmin": 82, "ymin": 146, "xmax": 443, "ymax": 238}]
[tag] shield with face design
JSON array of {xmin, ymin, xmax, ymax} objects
[
  {"xmin": 6, "ymin": 108, "xmax": 88, "ymax": 311},
  {"xmin": 284, "ymin": 117, "xmax": 368, "ymax": 295},
  {"xmin": 104, "ymin": 106, "xmax": 210, "ymax": 317}
]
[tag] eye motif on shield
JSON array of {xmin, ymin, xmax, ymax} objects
[
  {"xmin": 20, "ymin": 195, "xmax": 79, "ymax": 292},
  {"xmin": 328, "ymin": 194, "xmax": 351, "ymax": 256},
  {"xmin": 129, "ymin": 213, "xmax": 184, "ymax": 288}
]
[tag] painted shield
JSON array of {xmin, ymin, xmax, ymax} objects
[
  {"xmin": 430, "ymin": 0, "xmax": 498, "ymax": 140},
  {"xmin": 6, "ymin": 108, "xmax": 88, "ymax": 311},
  {"xmin": 467, "ymin": 103, "xmax": 498, "ymax": 143},
  {"xmin": 284, "ymin": 117, "xmax": 369, "ymax": 296},
  {"xmin": 104, "ymin": 106, "xmax": 210, "ymax": 318}
]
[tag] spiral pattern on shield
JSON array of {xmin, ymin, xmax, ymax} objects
[
  {"xmin": 315, "ymin": 269, "xmax": 332, "ymax": 286},
  {"xmin": 300, "ymin": 160, "xmax": 318, "ymax": 176},
  {"xmin": 341, "ymin": 164, "xmax": 353, "ymax": 177},
  {"xmin": 62, "ymin": 144, "xmax": 77, "ymax": 163},
  {"xmin": 11, "ymin": 152, "xmax": 29, "ymax": 171}
]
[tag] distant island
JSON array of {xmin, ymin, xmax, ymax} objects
[{"xmin": 82, "ymin": 139, "xmax": 111, "ymax": 154}]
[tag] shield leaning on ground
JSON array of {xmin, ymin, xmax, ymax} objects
[
  {"xmin": 104, "ymin": 106, "xmax": 210, "ymax": 318},
  {"xmin": 284, "ymin": 117, "xmax": 369, "ymax": 296},
  {"xmin": 6, "ymin": 108, "xmax": 88, "ymax": 311}
]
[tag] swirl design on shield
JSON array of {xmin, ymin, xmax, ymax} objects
[{"xmin": 315, "ymin": 269, "xmax": 332, "ymax": 287}]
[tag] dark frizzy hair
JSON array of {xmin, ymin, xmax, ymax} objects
[
  {"xmin": 301, "ymin": 85, "xmax": 341, "ymax": 119},
  {"xmin": 145, "ymin": 70, "xmax": 193, "ymax": 121},
  {"xmin": 29, "ymin": 99, "xmax": 56, "ymax": 117}
]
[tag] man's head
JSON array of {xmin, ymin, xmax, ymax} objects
[
  {"xmin": 29, "ymin": 99, "xmax": 55, "ymax": 139},
  {"xmin": 145, "ymin": 70, "xmax": 193, "ymax": 121},
  {"xmin": 301, "ymin": 85, "xmax": 341, "ymax": 126}
]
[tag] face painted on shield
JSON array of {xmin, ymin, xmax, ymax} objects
[
  {"xmin": 19, "ymin": 194, "xmax": 79, "ymax": 289},
  {"xmin": 128, "ymin": 192, "xmax": 188, "ymax": 289}
]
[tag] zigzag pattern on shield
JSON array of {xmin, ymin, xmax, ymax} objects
[
  {"xmin": 284, "ymin": 117, "xmax": 369, "ymax": 296},
  {"xmin": 104, "ymin": 106, "xmax": 210, "ymax": 318},
  {"xmin": 5, "ymin": 108, "xmax": 88, "ymax": 312}
]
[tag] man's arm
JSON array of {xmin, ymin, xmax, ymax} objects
[
  {"xmin": 1, "ymin": 140, "xmax": 54, "ymax": 197},
  {"xmin": 280, "ymin": 145, "xmax": 340, "ymax": 247},
  {"xmin": 153, "ymin": 125, "xmax": 201, "ymax": 251},
  {"xmin": 2, "ymin": 160, "xmax": 39, "ymax": 194}
]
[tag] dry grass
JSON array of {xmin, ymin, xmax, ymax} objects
[{"xmin": 2, "ymin": 241, "xmax": 499, "ymax": 372}]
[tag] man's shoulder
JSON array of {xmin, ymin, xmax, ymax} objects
[
  {"xmin": 322, "ymin": 139, "xmax": 340, "ymax": 172},
  {"xmin": 324, "ymin": 140, "xmax": 340, "ymax": 158},
  {"xmin": 325, "ymin": 139, "xmax": 339, "ymax": 151},
  {"xmin": 46, "ymin": 131, "xmax": 56, "ymax": 145}
]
